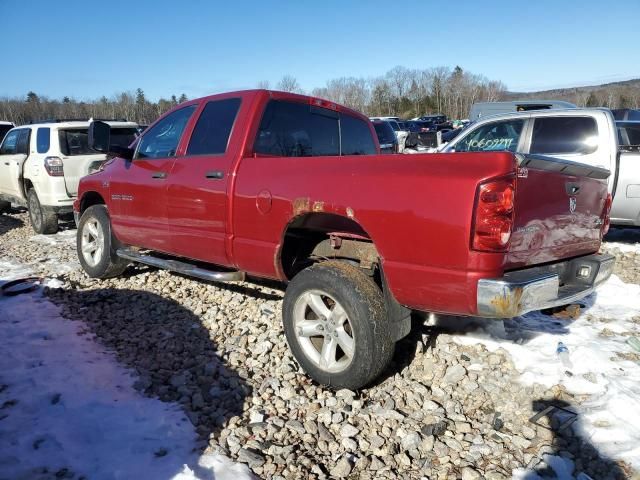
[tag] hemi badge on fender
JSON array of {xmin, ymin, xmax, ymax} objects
[{"xmin": 517, "ymin": 167, "xmax": 528, "ymax": 178}]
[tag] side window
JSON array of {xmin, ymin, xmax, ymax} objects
[
  {"xmin": 341, "ymin": 115, "xmax": 376, "ymax": 155},
  {"xmin": 254, "ymin": 100, "xmax": 339, "ymax": 157},
  {"xmin": 454, "ymin": 120, "xmax": 524, "ymax": 153},
  {"xmin": 136, "ymin": 105, "xmax": 197, "ymax": 159},
  {"xmin": 37, "ymin": 128, "xmax": 50, "ymax": 154},
  {"xmin": 16, "ymin": 129, "xmax": 31, "ymax": 155},
  {"xmin": 0, "ymin": 130, "xmax": 19, "ymax": 155},
  {"xmin": 530, "ymin": 117, "xmax": 598, "ymax": 155},
  {"xmin": 186, "ymin": 98, "xmax": 241, "ymax": 155}
]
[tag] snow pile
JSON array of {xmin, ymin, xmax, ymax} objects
[
  {"xmin": 450, "ymin": 274, "xmax": 640, "ymax": 472},
  {"xmin": 0, "ymin": 272, "xmax": 254, "ymax": 479}
]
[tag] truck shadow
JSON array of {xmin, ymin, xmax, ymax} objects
[
  {"xmin": 379, "ymin": 294, "xmax": 598, "ymax": 384},
  {"xmin": 44, "ymin": 286, "xmax": 250, "ymax": 479},
  {"xmin": 522, "ymin": 399, "xmax": 629, "ymax": 480},
  {"xmin": 424, "ymin": 291, "xmax": 598, "ymax": 345}
]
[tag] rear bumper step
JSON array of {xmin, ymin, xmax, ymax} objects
[
  {"xmin": 477, "ymin": 253, "xmax": 615, "ymax": 318},
  {"xmin": 116, "ymin": 248, "xmax": 245, "ymax": 283}
]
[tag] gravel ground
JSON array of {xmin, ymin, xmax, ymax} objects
[{"xmin": 1, "ymin": 209, "xmax": 638, "ymax": 480}]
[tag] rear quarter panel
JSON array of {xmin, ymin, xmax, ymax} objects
[{"xmin": 232, "ymin": 152, "xmax": 516, "ymax": 315}]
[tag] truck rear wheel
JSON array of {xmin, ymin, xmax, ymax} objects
[
  {"xmin": 77, "ymin": 205, "xmax": 129, "ymax": 278},
  {"xmin": 27, "ymin": 189, "xmax": 58, "ymax": 234},
  {"xmin": 282, "ymin": 260, "xmax": 395, "ymax": 390}
]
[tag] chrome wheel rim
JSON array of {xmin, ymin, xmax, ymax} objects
[
  {"xmin": 81, "ymin": 219, "xmax": 104, "ymax": 267},
  {"xmin": 293, "ymin": 290, "xmax": 355, "ymax": 373}
]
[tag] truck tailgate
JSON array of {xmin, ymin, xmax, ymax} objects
[{"xmin": 506, "ymin": 155, "xmax": 610, "ymax": 268}]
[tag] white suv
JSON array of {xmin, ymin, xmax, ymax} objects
[{"xmin": 0, "ymin": 120, "xmax": 138, "ymax": 233}]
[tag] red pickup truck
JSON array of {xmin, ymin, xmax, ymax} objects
[{"xmin": 74, "ymin": 90, "xmax": 615, "ymax": 389}]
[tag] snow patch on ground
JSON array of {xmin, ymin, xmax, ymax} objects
[
  {"xmin": 0, "ymin": 272, "xmax": 254, "ymax": 480},
  {"xmin": 0, "ymin": 259, "xmax": 35, "ymax": 280},
  {"xmin": 29, "ymin": 229, "xmax": 76, "ymax": 247},
  {"xmin": 448, "ymin": 274, "xmax": 640, "ymax": 472}
]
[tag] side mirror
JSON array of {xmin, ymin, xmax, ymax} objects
[
  {"xmin": 89, "ymin": 121, "xmax": 134, "ymax": 160},
  {"xmin": 88, "ymin": 121, "xmax": 110, "ymax": 153}
]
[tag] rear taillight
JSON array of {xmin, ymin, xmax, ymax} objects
[
  {"xmin": 44, "ymin": 156, "xmax": 64, "ymax": 176},
  {"xmin": 472, "ymin": 178, "xmax": 515, "ymax": 252},
  {"xmin": 602, "ymin": 193, "xmax": 612, "ymax": 236}
]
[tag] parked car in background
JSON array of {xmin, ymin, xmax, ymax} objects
[
  {"xmin": 405, "ymin": 120, "xmax": 437, "ymax": 133},
  {"xmin": 386, "ymin": 119, "xmax": 409, "ymax": 153},
  {"xmin": 440, "ymin": 108, "xmax": 639, "ymax": 226},
  {"xmin": 371, "ymin": 119, "xmax": 398, "ymax": 153},
  {"xmin": 469, "ymin": 100, "xmax": 576, "ymax": 121},
  {"xmin": 0, "ymin": 121, "xmax": 14, "ymax": 142},
  {"xmin": 441, "ymin": 124, "xmax": 470, "ymax": 143},
  {"xmin": 613, "ymin": 121, "xmax": 640, "ymax": 226},
  {"xmin": 418, "ymin": 114, "xmax": 447, "ymax": 124},
  {"xmin": 0, "ymin": 119, "xmax": 139, "ymax": 233},
  {"xmin": 73, "ymin": 89, "xmax": 613, "ymax": 390}
]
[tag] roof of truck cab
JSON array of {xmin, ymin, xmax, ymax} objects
[{"xmin": 178, "ymin": 89, "xmax": 371, "ymax": 123}]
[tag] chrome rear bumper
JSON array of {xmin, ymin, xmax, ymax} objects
[{"xmin": 477, "ymin": 253, "xmax": 615, "ymax": 318}]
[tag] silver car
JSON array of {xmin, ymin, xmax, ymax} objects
[{"xmin": 440, "ymin": 108, "xmax": 640, "ymax": 226}]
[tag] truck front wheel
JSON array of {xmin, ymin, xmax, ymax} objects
[
  {"xmin": 77, "ymin": 205, "xmax": 129, "ymax": 278},
  {"xmin": 282, "ymin": 260, "xmax": 395, "ymax": 390},
  {"xmin": 27, "ymin": 189, "xmax": 58, "ymax": 234}
]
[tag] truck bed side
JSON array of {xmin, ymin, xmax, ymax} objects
[{"xmin": 232, "ymin": 151, "xmax": 517, "ymax": 315}]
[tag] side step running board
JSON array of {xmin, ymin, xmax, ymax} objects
[{"xmin": 116, "ymin": 248, "xmax": 245, "ymax": 283}]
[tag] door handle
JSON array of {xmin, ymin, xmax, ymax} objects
[
  {"xmin": 4, "ymin": 162, "xmax": 9, "ymax": 165},
  {"xmin": 151, "ymin": 172, "xmax": 167, "ymax": 179},
  {"xmin": 205, "ymin": 170, "xmax": 224, "ymax": 179}
]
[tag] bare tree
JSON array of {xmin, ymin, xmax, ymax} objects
[{"xmin": 277, "ymin": 75, "xmax": 302, "ymax": 93}]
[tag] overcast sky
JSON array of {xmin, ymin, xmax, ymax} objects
[{"xmin": 1, "ymin": 0, "xmax": 638, "ymax": 101}]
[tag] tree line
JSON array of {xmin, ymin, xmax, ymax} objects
[
  {"xmin": 507, "ymin": 79, "xmax": 640, "ymax": 110},
  {"xmin": 2, "ymin": 66, "xmax": 640, "ymax": 126},
  {"xmin": 0, "ymin": 89, "xmax": 188, "ymax": 126}
]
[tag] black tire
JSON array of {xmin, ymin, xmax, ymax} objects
[
  {"xmin": 27, "ymin": 189, "xmax": 58, "ymax": 234},
  {"xmin": 283, "ymin": 260, "xmax": 395, "ymax": 390},
  {"xmin": 77, "ymin": 205, "xmax": 129, "ymax": 278},
  {"xmin": 0, "ymin": 200, "xmax": 10, "ymax": 214}
]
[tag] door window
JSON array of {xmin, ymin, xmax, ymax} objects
[
  {"xmin": 136, "ymin": 105, "xmax": 197, "ymax": 159},
  {"xmin": 186, "ymin": 98, "xmax": 241, "ymax": 155},
  {"xmin": 341, "ymin": 114, "xmax": 376, "ymax": 155},
  {"xmin": 37, "ymin": 128, "xmax": 50, "ymax": 153},
  {"xmin": 454, "ymin": 120, "xmax": 524, "ymax": 152},
  {"xmin": 254, "ymin": 100, "xmax": 339, "ymax": 157},
  {"xmin": 0, "ymin": 130, "xmax": 19, "ymax": 155},
  {"xmin": 530, "ymin": 117, "xmax": 598, "ymax": 155},
  {"xmin": 16, "ymin": 130, "xmax": 30, "ymax": 155}
]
